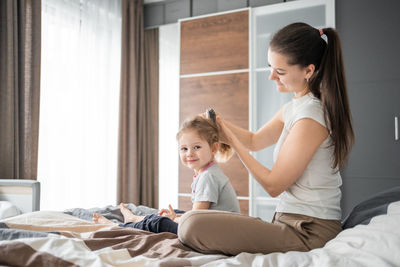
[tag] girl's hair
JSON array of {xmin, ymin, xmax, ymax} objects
[
  {"xmin": 269, "ymin": 22, "xmax": 354, "ymax": 170},
  {"xmin": 176, "ymin": 116, "xmax": 234, "ymax": 162}
]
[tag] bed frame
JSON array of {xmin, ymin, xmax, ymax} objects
[{"xmin": 0, "ymin": 179, "xmax": 40, "ymax": 213}]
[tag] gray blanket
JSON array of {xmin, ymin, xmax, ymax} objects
[{"xmin": 63, "ymin": 203, "xmax": 159, "ymax": 223}]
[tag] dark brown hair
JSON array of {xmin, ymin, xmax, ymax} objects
[
  {"xmin": 269, "ymin": 22, "xmax": 354, "ymax": 170},
  {"xmin": 176, "ymin": 116, "xmax": 234, "ymax": 162}
]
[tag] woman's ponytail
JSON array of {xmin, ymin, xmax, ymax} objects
[{"xmin": 316, "ymin": 28, "xmax": 354, "ymax": 170}]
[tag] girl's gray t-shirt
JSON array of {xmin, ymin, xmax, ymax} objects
[{"xmin": 191, "ymin": 163, "xmax": 240, "ymax": 213}]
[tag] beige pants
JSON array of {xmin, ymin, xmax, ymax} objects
[{"xmin": 178, "ymin": 210, "xmax": 342, "ymax": 256}]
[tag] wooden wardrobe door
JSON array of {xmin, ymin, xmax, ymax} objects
[
  {"xmin": 180, "ymin": 10, "xmax": 248, "ymax": 75},
  {"xmin": 179, "ymin": 73, "xmax": 249, "ymax": 197},
  {"xmin": 179, "ymin": 10, "xmax": 249, "ymax": 214}
]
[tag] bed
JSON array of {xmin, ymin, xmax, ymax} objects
[
  {"xmin": 0, "ymin": 179, "xmax": 40, "ymax": 219},
  {"xmin": 1, "ymin": 180, "xmax": 400, "ymax": 267}
]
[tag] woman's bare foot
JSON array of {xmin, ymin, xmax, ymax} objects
[
  {"xmin": 92, "ymin": 213, "xmax": 116, "ymax": 225},
  {"xmin": 120, "ymin": 203, "xmax": 144, "ymax": 223}
]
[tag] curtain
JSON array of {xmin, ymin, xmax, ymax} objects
[
  {"xmin": 39, "ymin": 0, "xmax": 121, "ymax": 210},
  {"xmin": 118, "ymin": 0, "xmax": 159, "ymax": 208},
  {"xmin": 0, "ymin": 0, "xmax": 41, "ymax": 180}
]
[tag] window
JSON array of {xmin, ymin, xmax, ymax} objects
[{"xmin": 39, "ymin": 0, "xmax": 122, "ymax": 210}]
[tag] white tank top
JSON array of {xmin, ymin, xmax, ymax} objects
[{"xmin": 274, "ymin": 93, "xmax": 342, "ymax": 220}]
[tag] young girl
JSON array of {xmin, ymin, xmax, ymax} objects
[{"xmin": 93, "ymin": 115, "xmax": 240, "ymax": 234}]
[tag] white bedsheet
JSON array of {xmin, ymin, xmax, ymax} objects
[{"xmin": 1, "ymin": 202, "xmax": 399, "ymax": 266}]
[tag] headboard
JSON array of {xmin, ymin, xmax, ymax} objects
[{"xmin": 0, "ymin": 179, "xmax": 40, "ymax": 213}]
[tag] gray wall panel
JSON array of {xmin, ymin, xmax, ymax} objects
[
  {"xmin": 217, "ymin": 0, "xmax": 247, "ymax": 12},
  {"xmin": 337, "ymin": 0, "xmax": 400, "ymax": 215},
  {"xmin": 337, "ymin": 0, "xmax": 400, "ymax": 83},
  {"xmin": 192, "ymin": 0, "xmax": 217, "ymax": 16},
  {"xmin": 345, "ymin": 81, "xmax": 400, "ymax": 178},
  {"xmin": 165, "ymin": 0, "xmax": 190, "ymax": 24},
  {"xmin": 249, "ymin": 0, "xmax": 283, "ymax": 7},
  {"xmin": 144, "ymin": 4, "xmax": 164, "ymax": 28}
]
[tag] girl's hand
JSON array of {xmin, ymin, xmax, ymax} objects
[{"xmin": 158, "ymin": 204, "xmax": 177, "ymax": 221}]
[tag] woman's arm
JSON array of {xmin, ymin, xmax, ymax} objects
[
  {"xmin": 220, "ymin": 117, "xmax": 328, "ymax": 197},
  {"xmin": 221, "ymin": 109, "xmax": 284, "ymax": 151}
]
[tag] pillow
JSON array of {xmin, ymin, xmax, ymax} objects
[
  {"xmin": 342, "ymin": 186, "xmax": 400, "ymax": 229},
  {"xmin": 0, "ymin": 201, "xmax": 22, "ymax": 220}
]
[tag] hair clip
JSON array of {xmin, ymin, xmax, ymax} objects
[{"xmin": 206, "ymin": 108, "xmax": 216, "ymax": 123}]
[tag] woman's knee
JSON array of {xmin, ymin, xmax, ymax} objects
[
  {"xmin": 178, "ymin": 210, "xmax": 238, "ymax": 254},
  {"xmin": 178, "ymin": 210, "xmax": 208, "ymax": 246}
]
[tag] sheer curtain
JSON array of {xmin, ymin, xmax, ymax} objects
[{"xmin": 39, "ymin": 0, "xmax": 121, "ymax": 210}]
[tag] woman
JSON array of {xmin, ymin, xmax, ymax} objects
[{"xmin": 178, "ymin": 22, "xmax": 354, "ymax": 256}]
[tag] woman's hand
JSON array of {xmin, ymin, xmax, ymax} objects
[
  {"xmin": 216, "ymin": 115, "xmax": 236, "ymax": 146},
  {"xmin": 202, "ymin": 110, "xmax": 239, "ymax": 148},
  {"xmin": 158, "ymin": 204, "xmax": 177, "ymax": 221}
]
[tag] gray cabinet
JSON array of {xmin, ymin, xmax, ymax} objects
[{"xmin": 337, "ymin": 0, "xmax": 400, "ymax": 217}]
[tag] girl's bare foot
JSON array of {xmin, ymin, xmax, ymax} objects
[
  {"xmin": 119, "ymin": 203, "xmax": 144, "ymax": 223},
  {"xmin": 92, "ymin": 213, "xmax": 116, "ymax": 225}
]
